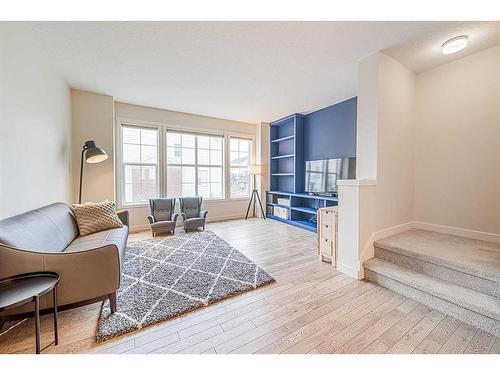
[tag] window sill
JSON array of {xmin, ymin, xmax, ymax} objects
[{"xmin": 118, "ymin": 197, "xmax": 250, "ymax": 210}]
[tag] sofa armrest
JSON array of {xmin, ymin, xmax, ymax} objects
[
  {"xmin": 117, "ymin": 210, "xmax": 129, "ymax": 226},
  {"xmin": 0, "ymin": 243, "xmax": 121, "ymax": 313},
  {"xmin": 147, "ymin": 215, "xmax": 155, "ymax": 224},
  {"xmin": 172, "ymin": 213, "xmax": 179, "ymax": 222},
  {"xmin": 200, "ymin": 210, "xmax": 208, "ymax": 219},
  {"xmin": 180, "ymin": 212, "xmax": 187, "ymax": 220}
]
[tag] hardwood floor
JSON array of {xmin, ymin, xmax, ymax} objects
[{"xmin": 1, "ymin": 218, "xmax": 499, "ymax": 354}]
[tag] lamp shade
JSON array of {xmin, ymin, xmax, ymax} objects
[
  {"xmin": 84, "ymin": 140, "xmax": 108, "ymax": 164},
  {"xmin": 249, "ymin": 165, "xmax": 262, "ymax": 175}
]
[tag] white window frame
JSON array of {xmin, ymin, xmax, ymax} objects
[
  {"xmin": 229, "ymin": 136, "xmax": 253, "ymax": 198},
  {"xmin": 115, "ymin": 118, "xmax": 255, "ymax": 208},
  {"xmin": 165, "ymin": 130, "xmax": 225, "ymax": 199},
  {"xmin": 117, "ymin": 123, "xmax": 161, "ymax": 206}
]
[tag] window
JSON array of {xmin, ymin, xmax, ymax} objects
[
  {"xmin": 117, "ymin": 121, "xmax": 253, "ymax": 205},
  {"xmin": 121, "ymin": 126, "xmax": 159, "ymax": 204},
  {"xmin": 166, "ymin": 131, "xmax": 224, "ymax": 199},
  {"xmin": 230, "ymin": 137, "xmax": 252, "ymax": 197}
]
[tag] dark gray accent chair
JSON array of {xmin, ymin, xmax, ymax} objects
[
  {"xmin": 148, "ymin": 198, "xmax": 179, "ymax": 236},
  {"xmin": 179, "ymin": 197, "xmax": 207, "ymax": 232}
]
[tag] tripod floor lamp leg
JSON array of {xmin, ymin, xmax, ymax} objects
[
  {"xmin": 245, "ymin": 191, "xmax": 255, "ymax": 220},
  {"xmin": 255, "ymin": 190, "xmax": 266, "ymax": 219}
]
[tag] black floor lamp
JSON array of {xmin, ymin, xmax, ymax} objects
[
  {"xmin": 245, "ymin": 165, "xmax": 266, "ymax": 220},
  {"xmin": 79, "ymin": 140, "xmax": 108, "ymax": 204}
]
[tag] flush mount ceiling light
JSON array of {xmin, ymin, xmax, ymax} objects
[{"xmin": 442, "ymin": 35, "xmax": 468, "ymax": 55}]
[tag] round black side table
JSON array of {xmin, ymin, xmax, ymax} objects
[{"xmin": 0, "ymin": 272, "xmax": 60, "ymax": 354}]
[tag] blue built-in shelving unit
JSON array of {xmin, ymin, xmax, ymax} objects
[
  {"xmin": 267, "ymin": 113, "xmax": 338, "ymax": 233},
  {"xmin": 266, "ymin": 191, "xmax": 337, "ymax": 232},
  {"xmin": 269, "ymin": 113, "xmax": 304, "ymax": 193},
  {"xmin": 266, "ymin": 98, "xmax": 357, "ymax": 233}
]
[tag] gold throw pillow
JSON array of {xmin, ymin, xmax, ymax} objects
[{"xmin": 72, "ymin": 201, "xmax": 123, "ymax": 236}]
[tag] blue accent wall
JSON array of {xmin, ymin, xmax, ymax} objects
[{"xmin": 303, "ymin": 97, "xmax": 357, "ymax": 161}]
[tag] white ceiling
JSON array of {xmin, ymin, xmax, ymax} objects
[{"xmin": 4, "ymin": 21, "xmax": 500, "ymax": 123}]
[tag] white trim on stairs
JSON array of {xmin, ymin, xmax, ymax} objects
[
  {"xmin": 357, "ymin": 220, "xmax": 500, "ymax": 279},
  {"xmin": 413, "ymin": 221, "xmax": 500, "ymax": 244}
]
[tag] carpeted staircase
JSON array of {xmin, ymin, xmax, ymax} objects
[{"xmin": 364, "ymin": 229, "xmax": 500, "ymax": 337}]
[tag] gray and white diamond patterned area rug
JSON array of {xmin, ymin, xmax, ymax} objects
[{"xmin": 95, "ymin": 231, "xmax": 275, "ymax": 342}]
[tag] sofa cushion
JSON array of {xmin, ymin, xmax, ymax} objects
[
  {"xmin": 0, "ymin": 202, "xmax": 78, "ymax": 252},
  {"xmin": 72, "ymin": 201, "xmax": 123, "ymax": 236},
  {"xmin": 184, "ymin": 217, "xmax": 206, "ymax": 229},
  {"xmin": 65, "ymin": 226, "xmax": 128, "ymax": 262}
]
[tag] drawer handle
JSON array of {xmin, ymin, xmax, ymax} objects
[
  {"xmin": 324, "ymin": 239, "xmax": 328, "ymax": 242},
  {"xmin": 325, "ymin": 224, "xmax": 329, "ymax": 228}
]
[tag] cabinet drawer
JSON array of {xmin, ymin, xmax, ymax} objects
[
  {"xmin": 321, "ymin": 210, "xmax": 335, "ymax": 226},
  {"xmin": 320, "ymin": 224, "xmax": 332, "ymax": 240},
  {"xmin": 319, "ymin": 237, "xmax": 332, "ymax": 255}
]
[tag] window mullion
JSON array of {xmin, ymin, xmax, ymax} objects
[{"xmin": 194, "ymin": 135, "xmax": 198, "ymax": 196}]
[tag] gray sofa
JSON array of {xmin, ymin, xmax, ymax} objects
[{"xmin": 0, "ymin": 202, "xmax": 128, "ymax": 320}]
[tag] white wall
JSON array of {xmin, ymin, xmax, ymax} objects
[
  {"xmin": 375, "ymin": 53, "xmax": 416, "ymax": 231},
  {"xmin": 256, "ymin": 122, "xmax": 270, "ymax": 217},
  {"xmin": 414, "ymin": 45, "xmax": 500, "ymax": 234},
  {"xmin": 338, "ymin": 52, "xmax": 416, "ymax": 278},
  {"xmin": 0, "ymin": 26, "xmax": 71, "ymax": 219},
  {"xmin": 338, "ymin": 46, "xmax": 500, "ymax": 279},
  {"xmin": 71, "ymin": 89, "xmax": 115, "ymax": 204},
  {"xmin": 114, "ymin": 102, "xmax": 258, "ymax": 230}
]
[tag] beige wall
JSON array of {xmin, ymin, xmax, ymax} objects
[
  {"xmin": 71, "ymin": 90, "xmax": 115, "ymax": 204},
  {"xmin": 414, "ymin": 45, "xmax": 500, "ymax": 234},
  {"xmin": 0, "ymin": 27, "xmax": 71, "ymax": 219},
  {"xmin": 256, "ymin": 122, "xmax": 270, "ymax": 217},
  {"xmin": 375, "ymin": 53, "xmax": 416, "ymax": 231},
  {"xmin": 356, "ymin": 53, "xmax": 379, "ymax": 180},
  {"xmin": 338, "ymin": 52, "xmax": 416, "ymax": 278}
]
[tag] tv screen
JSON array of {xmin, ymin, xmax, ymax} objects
[{"xmin": 305, "ymin": 158, "xmax": 356, "ymax": 195}]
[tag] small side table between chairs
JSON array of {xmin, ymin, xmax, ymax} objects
[{"xmin": 0, "ymin": 272, "xmax": 60, "ymax": 354}]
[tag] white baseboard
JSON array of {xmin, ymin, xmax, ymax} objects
[
  {"xmin": 129, "ymin": 213, "xmax": 252, "ymax": 233},
  {"xmin": 129, "ymin": 224, "xmax": 150, "ymax": 233},
  {"xmin": 357, "ymin": 221, "xmax": 414, "ymax": 278},
  {"xmin": 356, "ymin": 220, "xmax": 500, "ymax": 279},
  {"xmin": 336, "ymin": 262, "xmax": 360, "ymax": 279},
  {"xmin": 413, "ymin": 221, "xmax": 500, "ymax": 243}
]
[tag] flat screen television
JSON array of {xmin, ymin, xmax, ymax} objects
[{"xmin": 305, "ymin": 158, "xmax": 356, "ymax": 195}]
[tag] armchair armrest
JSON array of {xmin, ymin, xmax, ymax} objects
[
  {"xmin": 172, "ymin": 213, "xmax": 179, "ymax": 222},
  {"xmin": 147, "ymin": 215, "xmax": 155, "ymax": 224},
  {"xmin": 117, "ymin": 210, "xmax": 129, "ymax": 226},
  {"xmin": 200, "ymin": 210, "xmax": 208, "ymax": 219},
  {"xmin": 181, "ymin": 212, "xmax": 187, "ymax": 220}
]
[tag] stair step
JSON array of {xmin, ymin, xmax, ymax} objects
[
  {"xmin": 374, "ymin": 229, "xmax": 500, "ymax": 297},
  {"xmin": 364, "ymin": 258, "xmax": 500, "ymax": 336},
  {"xmin": 374, "ymin": 246, "xmax": 500, "ymax": 298}
]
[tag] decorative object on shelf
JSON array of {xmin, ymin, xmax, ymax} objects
[
  {"xmin": 95, "ymin": 231, "xmax": 275, "ymax": 342},
  {"xmin": 148, "ymin": 198, "xmax": 179, "ymax": 236},
  {"xmin": 78, "ymin": 140, "xmax": 108, "ymax": 204},
  {"xmin": 245, "ymin": 164, "xmax": 266, "ymax": 220},
  {"xmin": 0, "ymin": 272, "xmax": 60, "ymax": 354},
  {"xmin": 317, "ymin": 207, "xmax": 338, "ymax": 266},
  {"xmin": 276, "ymin": 197, "xmax": 290, "ymax": 206},
  {"xmin": 273, "ymin": 206, "xmax": 289, "ymax": 220}
]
